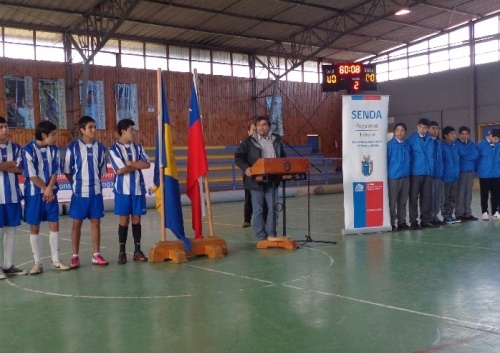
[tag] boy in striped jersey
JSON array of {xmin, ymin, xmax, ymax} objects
[
  {"xmin": 22, "ymin": 121, "xmax": 70, "ymax": 274},
  {"xmin": 0, "ymin": 116, "xmax": 27, "ymax": 278},
  {"xmin": 64, "ymin": 116, "xmax": 109, "ymax": 268},
  {"xmin": 109, "ymin": 119, "xmax": 150, "ymax": 264}
]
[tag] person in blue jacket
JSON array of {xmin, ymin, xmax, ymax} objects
[
  {"xmin": 440, "ymin": 126, "xmax": 461, "ymax": 224},
  {"xmin": 406, "ymin": 118, "xmax": 438, "ymax": 229},
  {"xmin": 476, "ymin": 129, "xmax": 500, "ymax": 220},
  {"xmin": 429, "ymin": 121, "xmax": 445, "ymax": 225},
  {"xmin": 455, "ymin": 126, "xmax": 479, "ymax": 221},
  {"xmin": 387, "ymin": 123, "xmax": 410, "ymax": 231}
]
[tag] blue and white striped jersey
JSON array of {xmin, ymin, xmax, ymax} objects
[
  {"xmin": 0, "ymin": 140, "xmax": 22, "ymax": 204},
  {"xmin": 63, "ymin": 139, "xmax": 107, "ymax": 197},
  {"xmin": 109, "ymin": 141, "xmax": 149, "ymax": 195},
  {"xmin": 22, "ymin": 141, "xmax": 60, "ymax": 196}
]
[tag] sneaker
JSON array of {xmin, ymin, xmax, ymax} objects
[
  {"xmin": 51, "ymin": 261, "xmax": 70, "ymax": 271},
  {"xmin": 92, "ymin": 254, "xmax": 109, "ymax": 266},
  {"xmin": 117, "ymin": 252, "xmax": 127, "ymax": 265},
  {"xmin": 242, "ymin": 222, "xmax": 251, "ymax": 228},
  {"xmin": 70, "ymin": 256, "xmax": 80, "ymax": 269},
  {"xmin": 483, "ymin": 212, "xmax": 490, "ymax": 221},
  {"xmin": 398, "ymin": 223, "xmax": 410, "ymax": 230},
  {"xmin": 410, "ymin": 222, "xmax": 421, "ymax": 230},
  {"xmin": 30, "ymin": 263, "xmax": 43, "ymax": 275},
  {"xmin": 0, "ymin": 268, "xmax": 6, "ymax": 280},
  {"xmin": 464, "ymin": 215, "xmax": 478, "ymax": 221},
  {"xmin": 493, "ymin": 212, "xmax": 500, "ymax": 220},
  {"xmin": 133, "ymin": 251, "xmax": 148, "ymax": 262},
  {"xmin": 3, "ymin": 265, "xmax": 27, "ymax": 276},
  {"xmin": 445, "ymin": 216, "xmax": 461, "ymax": 224}
]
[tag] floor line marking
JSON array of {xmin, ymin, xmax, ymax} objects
[
  {"xmin": 187, "ymin": 264, "xmax": 276, "ymax": 285},
  {"xmin": 4, "ymin": 280, "xmax": 193, "ymax": 299},
  {"xmin": 281, "ymin": 283, "xmax": 500, "ymax": 333}
]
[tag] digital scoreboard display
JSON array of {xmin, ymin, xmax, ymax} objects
[{"xmin": 322, "ymin": 63, "xmax": 377, "ymax": 92}]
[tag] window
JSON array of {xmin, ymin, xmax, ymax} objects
[
  {"xmin": 449, "ymin": 46, "xmax": 470, "ymax": 69},
  {"xmin": 430, "ymin": 50, "xmax": 449, "ymax": 73},
  {"xmin": 474, "ymin": 17, "xmax": 499, "ymax": 38},
  {"xmin": 409, "ymin": 55, "xmax": 429, "ymax": 77},
  {"xmin": 475, "ymin": 40, "xmax": 499, "ymax": 65}
]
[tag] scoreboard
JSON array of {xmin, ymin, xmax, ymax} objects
[{"xmin": 322, "ymin": 63, "xmax": 377, "ymax": 92}]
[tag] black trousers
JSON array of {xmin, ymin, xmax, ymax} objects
[{"xmin": 479, "ymin": 177, "xmax": 500, "ymax": 214}]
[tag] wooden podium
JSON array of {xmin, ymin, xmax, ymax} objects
[{"xmin": 250, "ymin": 158, "xmax": 310, "ymax": 250}]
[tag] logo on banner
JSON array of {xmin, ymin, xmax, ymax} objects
[{"xmin": 361, "ymin": 155, "xmax": 373, "ymax": 176}]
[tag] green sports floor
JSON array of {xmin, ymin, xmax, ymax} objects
[{"xmin": 2, "ymin": 191, "xmax": 500, "ymax": 353}]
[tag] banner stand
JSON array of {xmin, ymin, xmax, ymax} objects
[{"xmin": 342, "ymin": 95, "xmax": 392, "ymax": 235}]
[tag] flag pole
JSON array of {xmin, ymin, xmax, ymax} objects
[
  {"xmin": 157, "ymin": 68, "xmax": 166, "ymax": 242},
  {"xmin": 193, "ymin": 70, "xmax": 215, "ymax": 238}
]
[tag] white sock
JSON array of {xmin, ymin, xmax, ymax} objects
[
  {"xmin": 49, "ymin": 231, "xmax": 59, "ymax": 263},
  {"xmin": 3, "ymin": 227, "xmax": 16, "ymax": 268},
  {"xmin": 30, "ymin": 234, "xmax": 42, "ymax": 264},
  {"xmin": 93, "ymin": 252, "xmax": 100, "ymax": 258}
]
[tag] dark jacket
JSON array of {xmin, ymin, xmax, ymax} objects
[{"xmin": 234, "ymin": 133, "xmax": 287, "ymax": 190}]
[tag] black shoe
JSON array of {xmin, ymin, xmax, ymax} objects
[
  {"xmin": 464, "ymin": 215, "xmax": 478, "ymax": 221},
  {"xmin": 391, "ymin": 225, "xmax": 397, "ymax": 232},
  {"xmin": 422, "ymin": 222, "xmax": 439, "ymax": 228},
  {"xmin": 410, "ymin": 222, "xmax": 421, "ymax": 230},
  {"xmin": 117, "ymin": 252, "xmax": 127, "ymax": 265},
  {"xmin": 456, "ymin": 216, "xmax": 463, "ymax": 221},
  {"xmin": 398, "ymin": 223, "xmax": 410, "ymax": 230}
]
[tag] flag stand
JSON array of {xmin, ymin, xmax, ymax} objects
[
  {"xmin": 183, "ymin": 70, "xmax": 228, "ymax": 259},
  {"xmin": 148, "ymin": 68, "xmax": 188, "ymax": 263},
  {"xmin": 148, "ymin": 69, "xmax": 227, "ymax": 263}
]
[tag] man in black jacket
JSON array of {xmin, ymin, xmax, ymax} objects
[{"xmin": 235, "ymin": 116, "xmax": 286, "ymax": 240}]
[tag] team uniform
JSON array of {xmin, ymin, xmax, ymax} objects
[
  {"xmin": 476, "ymin": 136, "xmax": 500, "ymax": 219},
  {"xmin": 64, "ymin": 139, "xmax": 107, "ymax": 220},
  {"xmin": 22, "ymin": 141, "xmax": 60, "ymax": 224},
  {"xmin": 22, "ymin": 140, "xmax": 69, "ymax": 273},
  {"xmin": 441, "ymin": 140, "xmax": 460, "ymax": 223},
  {"xmin": 406, "ymin": 130, "xmax": 435, "ymax": 228},
  {"xmin": 387, "ymin": 136, "xmax": 410, "ymax": 230},
  {"xmin": 109, "ymin": 141, "xmax": 149, "ymax": 216},
  {"xmin": 455, "ymin": 138, "xmax": 479, "ymax": 220},
  {"xmin": 0, "ymin": 140, "xmax": 26, "ymax": 277}
]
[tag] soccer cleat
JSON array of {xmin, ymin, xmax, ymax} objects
[
  {"xmin": 30, "ymin": 263, "xmax": 43, "ymax": 275},
  {"xmin": 3, "ymin": 265, "xmax": 27, "ymax": 276},
  {"xmin": 51, "ymin": 261, "xmax": 71, "ymax": 271},
  {"xmin": 92, "ymin": 254, "xmax": 109, "ymax": 266},
  {"xmin": 482, "ymin": 212, "xmax": 490, "ymax": 221},
  {"xmin": 0, "ymin": 268, "xmax": 6, "ymax": 280},
  {"xmin": 133, "ymin": 251, "xmax": 148, "ymax": 262},
  {"xmin": 493, "ymin": 212, "xmax": 500, "ymax": 220},
  {"xmin": 117, "ymin": 252, "xmax": 127, "ymax": 265},
  {"xmin": 70, "ymin": 256, "xmax": 80, "ymax": 269}
]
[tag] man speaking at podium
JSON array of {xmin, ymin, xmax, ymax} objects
[{"xmin": 235, "ymin": 116, "xmax": 286, "ymax": 240}]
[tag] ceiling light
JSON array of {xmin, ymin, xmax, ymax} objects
[{"xmin": 395, "ymin": 7, "xmax": 411, "ymax": 15}]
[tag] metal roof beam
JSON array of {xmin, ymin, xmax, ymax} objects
[{"xmin": 66, "ymin": 0, "xmax": 140, "ymax": 62}]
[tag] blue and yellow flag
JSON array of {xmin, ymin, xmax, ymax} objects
[{"xmin": 153, "ymin": 75, "xmax": 191, "ymax": 251}]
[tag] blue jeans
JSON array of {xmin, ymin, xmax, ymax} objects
[{"xmin": 250, "ymin": 188, "xmax": 278, "ymax": 240}]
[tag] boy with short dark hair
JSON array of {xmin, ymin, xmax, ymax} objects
[
  {"xmin": 22, "ymin": 121, "xmax": 70, "ymax": 274},
  {"xmin": 0, "ymin": 116, "xmax": 27, "ymax": 278},
  {"xmin": 440, "ymin": 126, "xmax": 461, "ymax": 224},
  {"xmin": 476, "ymin": 129, "xmax": 500, "ymax": 220},
  {"xmin": 455, "ymin": 126, "xmax": 479, "ymax": 221},
  {"xmin": 406, "ymin": 118, "xmax": 437, "ymax": 229},
  {"xmin": 429, "ymin": 121, "xmax": 445, "ymax": 225},
  {"xmin": 387, "ymin": 123, "xmax": 410, "ymax": 231},
  {"xmin": 64, "ymin": 116, "xmax": 109, "ymax": 268},
  {"xmin": 109, "ymin": 119, "xmax": 150, "ymax": 264}
]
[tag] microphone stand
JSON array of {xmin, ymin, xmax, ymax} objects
[{"xmin": 277, "ymin": 134, "xmax": 337, "ymax": 247}]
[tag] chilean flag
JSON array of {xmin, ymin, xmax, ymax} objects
[{"xmin": 186, "ymin": 75, "xmax": 208, "ymax": 238}]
